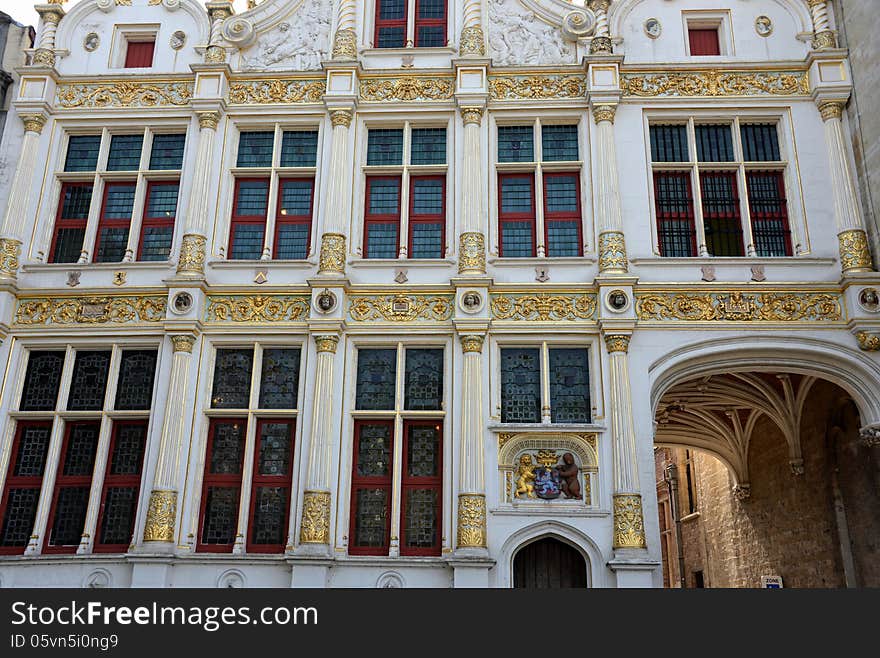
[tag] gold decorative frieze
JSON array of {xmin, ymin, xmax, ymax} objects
[
  {"xmin": 57, "ymin": 80, "xmax": 194, "ymax": 108},
  {"xmin": 621, "ymin": 70, "xmax": 809, "ymax": 98},
  {"xmin": 838, "ymin": 229, "xmax": 874, "ymax": 273},
  {"xmin": 205, "ymin": 295, "xmax": 310, "ymax": 323},
  {"xmin": 15, "ymin": 295, "xmax": 167, "ymax": 326},
  {"xmin": 490, "ymin": 292, "xmax": 597, "ymax": 322},
  {"xmin": 489, "ymin": 75, "xmax": 587, "ymax": 101},
  {"xmin": 360, "ymin": 77, "xmax": 455, "ymax": 102},
  {"xmin": 635, "ymin": 290, "xmax": 844, "ymax": 323},
  {"xmin": 228, "ymin": 79, "xmax": 325, "ymax": 105},
  {"xmin": 348, "ymin": 294, "xmax": 454, "ymax": 322},
  {"xmin": 457, "ymin": 494, "xmax": 487, "ymax": 548},
  {"xmin": 300, "ymin": 490, "xmax": 331, "ymax": 544},
  {"xmin": 142, "ymin": 490, "xmax": 177, "ymax": 543},
  {"xmin": 613, "ymin": 494, "xmax": 646, "ymax": 549}
]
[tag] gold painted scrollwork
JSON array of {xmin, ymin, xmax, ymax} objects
[
  {"xmin": 621, "ymin": 70, "xmax": 809, "ymax": 98},
  {"xmin": 489, "ymin": 75, "xmax": 587, "ymax": 100},
  {"xmin": 319, "ymin": 233, "xmax": 347, "ymax": 273},
  {"xmin": 458, "ymin": 232, "xmax": 485, "ymax": 273},
  {"xmin": 490, "ymin": 293, "xmax": 597, "ymax": 322},
  {"xmin": 613, "ymin": 494, "xmax": 646, "ymax": 549},
  {"xmin": 228, "ymin": 79, "xmax": 326, "ymax": 105},
  {"xmin": 604, "ymin": 335, "xmax": 630, "ymax": 353},
  {"xmin": 459, "ymin": 26, "xmax": 486, "ymax": 56},
  {"xmin": 838, "ymin": 229, "xmax": 873, "ymax": 273},
  {"xmin": 299, "ymin": 491, "xmax": 331, "ymax": 544},
  {"xmin": 0, "ymin": 238, "xmax": 21, "ymax": 277},
  {"xmin": 598, "ymin": 231, "xmax": 628, "ymax": 273},
  {"xmin": 15, "ymin": 296, "xmax": 167, "ymax": 325},
  {"xmin": 206, "ymin": 296, "xmax": 310, "ymax": 323},
  {"xmin": 635, "ymin": 291, "xmax": 843, "ymax": 322},
  {"xmin": 348, "ymin": 295, "xmax": 454, "ymax": 322},
  {"xmin": 360, "ymin": 78, "xmax": 454, "ymax": 102},
  {"xmin": 143, "ymin": 490, "xmax": 177, "ymax": 542},
  {"xmin": 460, "ymin": 334, "xmax": 485, "ymax": 353},
  {"xmin": 314, "ymin": 335, "xmax": 340, "ymax": 353},
  {"xmin": 177, "ymin": 233, "xmax": 206, "ymax": 275},
  {"xmin": 57, "ymin": 81, "xmax": 194, "ymax": 108},
  {"xmin": 332, "ymin": 28, "xmax": 357, "ymax": 60},
  {"xmin": 171, "ymin": 335, "xmax": 196, "ymax": 353},
  {"xmin": 457, "ymin": 494, "xmax": 487, "ymax": 548},
  {"xmin": 856, "ymin": 331, "xmax": 880, "ymax": 352}
]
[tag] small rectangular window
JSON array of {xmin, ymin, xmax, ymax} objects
[
  {"xmin": 548, "ymin": 348, "xmax": 590, "ymax": 423},
  {"xmin": 248, "ymin": 420, "xmax": 295, "ymax": 552},
  {"xmin": 356, "ymin": 348, "xmax": 398, "ymax": 410},
  {"xmin": 414, "ymin": 0, "xmax": 447, "ymax": 47},
  {"xmin": 367, "ymin": 129, "xmax": 404, "ymax": 166},
  {"xmin": 688, "ymin": 28, "xmax": 720, "ymax": 56},
  {"xmin": 404, "ymin": 348, "xmax": 444, "ymax": 410},
  {"xmin": 543, "ymin": 173, "xmax": 582, "ymax": 257},
  {"xmin": 498, "ymin": 126, "xmax": 534, "ymax": 163},
  {"xmin": 67, "ymin": 351, "xmax": 112, "ymax": 411},
  {"xmin": 400, "ymin": 420, "xmax": 442, "ymax": 555},
  {"xmin": 650, "ymin": 125, "xmax": 690, "ymax": 163},
  {"xmin": 115, "ymin": 350, "xmax": 158, "ymax": 411},
  {"xmin": 229, "ymin": 179, "xmax": 270, "ymax": 260},
  {"xmin": 408, "ymin": 177, "xmax": 445, "ymax": 259},
  {"xmin": 500, "ymin": 348, "xmax": 541, "ymax": 423},
  {"xmin": 50, "ymin": 184, "xmax": 93, "ymax": 263},
  {"xmin": 198, "ymin": 420, "xmax": 246, "ymax": 552},
  {"xmin": 138, "ymin": 182, "xmax": 178, "ymax": 261},
  {"xmin": 274, "ymin": 179, "xmax": 313, "ymax": 259},
  {"xmin": 20, "ymin": 351, "xmax": 65, "ymax": 412},
  {"xmin": 364, "ymin": 176, "xmax": 402, "ymax": 259},
  {"xmin": 747, "ymin": 171, "xmax": 791, "ymax": 257},
  {"xmin": 375, "ymin": 0, "xmax": 407, "ymax": 48},
  {"xmin": 741, "ymin": 124, "xmax": 781, "ymax": 162},
  {"xmin": 94, "ymin": 421, "xmax": 147, "ymax": 552},
  {"xmin": 211, "ymin": 348, "xmax": 254, "ymax": 409},
  {"xmin": 700, "ymin": 171, "xmax": 743, "ymax": 257},
  {"xmin": 236, "ymin": 132, "xmax": 275, "ymax": 168},
  {"xmin": 124, "ymin": 39, "xmax": 155, "ymax": 68},
  {"xmin": 498, "ymin": 174, "xmax": 536, "ymax": 258},
  {"xmin": 94, "ymin": 183, "xmax": 136, "ymax": 263},
  {"xmin": 280, "ymin": 130, "xmax": 318, "ymax": 167},
  {"xmin": 107, "ymin": 134, "xmax": 144, "ymax": 171},
  {"xmin": 259, "ymin": 348, "xmax": 301, "ymax": 409},
  {"xmin": 654, "ymin": 172, "xmax": 697, "ymax": 257},
  {"xmin": 0, "ymin": 422, "xmax": 53, "ymax": 553},
  {"xmin": 541, "ymin": 125, "xmax": 579, "ymax": 162},
  {"xmin": 695, "ymin": 125, "xmax": 734, "ymax": 163},
  {"xmin": 149, "ymin": 134, "xmax": 186, "ymax": 170},
  {"xmin": 64, "ymin": 135, "xmax": 102, "ymax": 172},
  {"xmin": 410, "ymin": 128, "xmax": 446, "ymax": 165},
  {"xmin": 349, "ymin": 421, "xmax": 394, "ymax": 554}
]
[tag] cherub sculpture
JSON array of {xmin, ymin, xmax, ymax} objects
[{"xmin": 515, "ymin": 454, "xmax": 536, "ymax": 498}]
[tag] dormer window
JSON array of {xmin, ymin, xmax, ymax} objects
[
  {"xmin": 124, "ymin": 39, "xmax": 155, "ymax": 68},
  {"xmin": 373, "ymin": 0, "xmax": 448, "ymax": 48},
  {"xmin": 688, "ymin": 28, "xmax": 720, "ymax": 56}
]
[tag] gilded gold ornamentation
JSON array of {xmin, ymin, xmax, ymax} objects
[
  {"xmin": 143, "ymin": 490, "xmax": 177, "ymax": 542},
  {"xmin": 228, "ymin": 79, "xmax": 326, "ymax": 105},
  {"xmin": 204, "ymin": 45, "xmax": 227, "ymax": 63},
  {"xmin": 604, "ymin": 334, "xmax": 630, "ymax": 353},
  {"xmin": 856, "ymin": 331, "xmax": 880, "ymax": 352},
  {"xmin": 332, "ymin": 28, "xmax": 357, "ymax": 60},
  {"xmin": 818, "ymin": 101, "xmax": 844, "ymax": 121},
  {"xmin": 197, "ymin": 112, "xmax": 220, "ymax": 130},
  {"xmin": 31, "ymin": 49, "xmax": 56, "ymax": 67},
  {"xmin": 457, "ymin": 494, "xmax": 487, "ymax": 548},
  {"xmin": 349, "ymin": 295, "xmax": 454, "ymax": 322},
  {"xmin": 0, "ymin": 238, "xmax": 21, "ymax": 277},
  {"xmin": 459, "ymin": 107, "xmax": 484, "ymax": 125},
  {"xmin": 621, "ymin": 70, "xmax": 809, "ymax": 97},
  {"xmin": 39, "ymin": 10, "xmax": 63, "ymax": 24},
  {"xmin": 15, "ymin": 296, "xmax": 167, "ymax": 326},
  {"xmin": 57, "ymin": 81, "xmax": 193, "ymax": 108},
  {"xmin": 635, "ymin": 291, "xmax": 844, "ymax": 322},
  {"xmin": 329, "ymin": 110, "xmax": 353, "ymax": 128},
  {"xmin": 319, "ymin": 233, "xmax": 346, "ymax": 273},
  {"xmin": 360, "ymin": 77, "xmax": 455, "ymax": 102},
  {"xmin": 491, "ymin": 292, "xmax": 597, "ymax": 322},
  {"xmin": 176, "ymin": 234, "xmax": 206, "ymax": 275},
  {"xmin": 171, "ymin": 335, "xmax": 196, "ymax": 353},
  {"xmin": 458, "ymin": 232, "xmax": 485, "ymax": 273},
  {"xmin": 460, "ymin": 334, "xmax": 485, "ymax": 353},
  {"xmin": 613, "ymin": 494, "xmax": 646, "ymax": 549},
  {"xmin": 314, "ymin": 335, "xmax": 340, "ymax": 353},
  {"xmin": 206, "ymin": 295, "xmax": 310, "ymax": 323},
  {"xmin": 20, "ymin": 114, "xmax": 47, "ymax": 134},
  {"xmin": 838, "ymin": 229, "xmax": 874, "ymax": 273},
  {"xmin": 498, "ymin": 433, "xmax": 514, "ymax": 449},
  {"xmin": 598, "ymin": 231, "xmax": 628, "ymax": 272},
  {"xmin": 813, "ymin": 30, "xmax": 837, "ymax": 50},
  {"xmin": 590, "ymin": 36, "xmax": 612, "ymax": 55},
  {"xmin": 459, "ymin": 25, "xmax": 485, "ymax": 56},
  {"xmin": 299, "ymin": 491, "xmax": 331, "ymax": 544},
  {"xmin": 592, "ymin": 104, "xmax": 616, "ymax": 124},
  {"xmin": 489, "ymin": 75, "xmax": 587, "ymax": 100}
]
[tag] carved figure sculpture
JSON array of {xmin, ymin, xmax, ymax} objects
[
  {"xmin": 515, "ymin": 454, "xmax": 536, "ymax": 498},
  {"xmin": 558, "ymin": 452, "xmax": 581, "ymax": 499},
  {"xmin": 488, "ymin": 0, "xmax": 573, "ymax": 67}
]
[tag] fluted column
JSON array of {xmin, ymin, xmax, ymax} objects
[
  {"xmin": 458, "ymin": 107, "xmax": 486, "ymax": 275},
  {"xmin": 299, "ymin": 335, "xmax": 339, "ymax": 548},
  {"xmin": 807, "ymin": 0, "xmax": 836, "ymax": 50},
  {"xmin": 143, "ymin": 335, "xmax": 195, "ymax": 545},
  {"xmin": 205, "ymin": 1, "xmax": 233, "ymax": 63},
  {"xmin": 456, "ymin": 335, "xmax": 487, "ymax": 551},
  {"xmin": 459, "ymin": 0, "xmax": 486, "ymax": 56},
  {"xmin": 332, "ymin": 0, "xmax": 357, "ymax": 59},
  {"xmin": 589, "ymin": 0, "xmax": 612, "ymax": 54},
  {"xmin": 818, "ymin": 101, "xmax": 874, "ymax": 274},
  {"xmin": 604, "ymin": 335, "xmax": 646, "ymax": 550},
  {"xmin": 317, "ymin": 111, "xmax": 353, "ymax": 275},
  {"xmin": 592, "ymin": 104, "xmax": 628, "ymax": 273},
  {"xmin": 0, "ymin": 114, "xmax": 47, "ymax": 281},
  {"xmin": 32, "ymin": 6, "xmax": 63, "ymax": 67},
  {"xmin": 176, "ymin": 111, "xmax": 220, "ymax": 277}
]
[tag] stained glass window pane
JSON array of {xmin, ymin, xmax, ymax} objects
[
  {"xmin": 62, "ymin": 423, "xmax": 100, "ymax": 476},
  {"xmin": 237, "ymin": 131, "xmax": 274, "ymax": 167},
  {"xmin": 404, "ymin": 348, "xmax": 443, "ymax": 410},
  {"xmin": 418, "ymin": 0, "xmax": 445, "ymax": 18},
  {"xmin": 0, "ymin": 489, "xmax": 40, "ymax": 547},
  {"xmin": 379, "ymin": 0, "xmax": 405, "ymax": 19},
  {"xmin": 410, "ymin": 222, "xmax": 443, "ymax": 259},
  {"xmin": 545, "ymin": 175, "xmax": 579, "ymax": 212},
  {"xmin": 149, "ymin": 133, "xmax": 186, "ymax": 170},
  {"xmin": 67, "ymin": 351, "xmax": 111, "ymax": 411},
  {"xmin": 20, "ymin": 351, "xmax": 65, "ymax": 411},
  {"xmin": 52, "ymin": 228, "xmax": 85, "ymax": 264},
  {"xmin": 61, "ymin": 184, "xmax": 93, "ymax": 219},
  {"xmin": 279, "ymin": 179, "xmax": 313, "ymax": 216},
  {"xmin": 64, "ymin": 135, "xmax": 101, "ymax": 172},
  {"xmin": 353, "ymin": 488, "xmax": 388, "ymax": 547},
  {"xmin": 404, "ymin": 488, "xmax": 437, "ymax": 548},
  {"xmin": 201, "ymin": 487, "xmax": 240, "ymax": 545},
  {"xmin": 115, "ymin": 350, "xmax": 157, "ymax": 411},
  {"xmin": 500, "ymin": 348, "xmax": 541, "ymax": 423},
  {"xmin": 367, "ymin": 129, "xmax": 404, "ymax": 165},
  {"xmin": 139, "ymin": 225, "xmax": 174, "ymax": 261},
  {"xmin": 695, "ymin": 124, "xmax": 734, "ymax": 162},
  {"xmin": 235, "ymin": 180, "xmax": 270, "ymax": 216},
  {"xmin": 500, "ymin": 176, "xmax": 533, "ymax": 213},
  {"xmin": 549, "ymin": 348, "xmax": 590, "ymax": 423},
  {"xmin": 12, "ymin": 424, "xmax": 52, "ymax": 477},
  {"xmin": 498, "ymin": 126, "xmax": 534, "ymax": 162},
  {"xmin": 547, "ymin": 221, "xmax": 580, "ymax": 257},
  {"xmin": 411, "ymin": 178, "xmax": 444, "ymax": 215},
  {"xmin": 211, "ymin": 349, "xmax": 253, "ymax": 409},
  {"xmin": 259, "ymin": 349, "xmax": 300, "ymax": 409},
  {"xmin": 102, "ymin": 183, "xmax": 136, "ymax": 218},
  {"xmin": 355, "ymin": 349, "xmax": 397, "ymax": 410},
  {"xmin": 107, "ymin": 134, "xmax": 144, "ymax": 171},
  {"xmin": 108, "ymin": 423, "xmax": 147, "ymax": 476},
  {"xmin": 416, "ymin": 26, "xmax": 445, "ymax": 47},
  {"xmin": 356, "ymin": 423, "xmax": 392, "ymax": 477},
  {"xmin": 541, "ymin": 125, "xmax": 579, "ymax": 161},
  {"xmin": 500, "ymin": 221, "xmax": 534, "ymax": 258},
  {"xmin": 209, "ymin": 421, "xmax": 245, "ymax": 475},
  {"xmin": 406, "ymin": 424, "xmax": 440, "ymax": 477},
  {"xmin": 47, "ymin": 486, "xmax": 90, "ymax": 547},
  {"xmin": 98, "ymin": 487, "xmax": 137, "ymax": 545},
  {"xmin": 250, "ymin": 487, "xmax": 287, "ymax": 546},
  {"xmin": 377, "ymin": 26, "xmax": 405, "ymax": 48},
  {"xmin": 365, "ymin": 223, "xmax": 399, "ymax": 259},
  {"xmin": 410, "ymin": 128, "xmax": 446, "ymax": 164},
  {"xmin": 275, "ymin": 223, "xmax": 310, "ymax": 260},
  {"xmin": 257, "ymin": 422, "xmax": 293, "ymax": 476},
  {"xmin": 280, "ymin": 131, "xmax": 318, "ymax": 167},
  {"xmin": 741, "ymin": 124, "xmax": 781, "ymax": 162},
  {"xmin": 650, "ymin": 125, "xmax": 689, "ymax": 163},
  {"xmin": 145, "ymin": 183, "xmax": 179, "ymax": 218},
  {"xmin": 229, "ymin": 223, "xmax": 265, "ymax": 260}
]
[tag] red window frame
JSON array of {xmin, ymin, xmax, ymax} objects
[
  {"xmin": 700, "ymin": 171, "xmax": 743, "ymax": 256},
  {"xmin": 542, "ymin": 171, "xmax": 583, "ymax": 257},
  {"xmin": 273, "ymin": 177, "xmax": 315, "ymax": 260},
  {"xmin": 363, "ymin": 175, "xmax": 402, "ymax": 258},
  {"xmin": 94, "ymin": 181, "xmax": 136, "ymax": 263},
  {"xmin": 374, "ymin": 0, "xmax": 408, "ymax": 48},
  {"xmin": 408, "ymin": 174, "xmax": 446, "ymax": 259},
  {"xmin": 348, "ymin": 419, "xmax": 394, "ymax": 556},
  {"xmin": 125, "ymin": 40, "xmax": 156, "ymax": 68},
  {"xmin": 688, "ymin": 28, "xmax": 720, "ymax": 56},
  {"xmin": 137, "ymin": 180, "xmax": 179, "ymax": 261},
  {"xmin": 93, "ymin": 420, "xmax": 148, "ymax": 553},
  {"xmin": 0, "ymin": 421, "xmax": 53, "ymax": 556},
  {"xmin": 49, "ymin": 182, "xmax": 93, "ymax": 264},
  {"xmin": 498, "ymin": 173, "xmax": 537, "ymax": 257},
  {"xmin": 414, "ymin": 0, "xmax": 448, "ymax": 47},
  {"xmin": 653, "ymin": 171, "xmax": 698, "ymax": 257},
  {"xmin": 228, "ymin": 177, "xmax": 270, "ymax": 259},
  {"xmin": 399, "ymin": 420, "xmax": 442, "ymax": 557},
  {"xmin": 746, "ymin": 170, "xmax": 793, "ymax": 257},
  {"xmin": 43, "ymin": 421, "xmax": 100, "ymax": 555},
  {"xmin": 197, "ymin": 418, "xmax": 247, "ymax": 553},
  {"xmin": 246, "ymin": 419, "xmax": 295, "ymax": 554}
]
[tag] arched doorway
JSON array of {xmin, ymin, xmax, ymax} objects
[{"xmin": 513, "ymin": 537, "xmax": 588, "ymax": 588}]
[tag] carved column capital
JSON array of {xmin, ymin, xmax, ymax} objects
[
  {"xmin": 592, "ymin": 104, "xmax": 617, "ymax": 124},
  {"xmin": 588, "ymin": 0, "xmax": 611, "ymax": 10},
  {"xmin": 459, "ymin": 26, "xmax": 486, "ymax": 56},
  {"xmin": 314, "ymin": 335, "xmax": 340, "ymax": 353},
  {"xmin": 460, "ymin": 334, "xmax": 485, "ymax": 353},
  {"xmin": 197, "ymin": 111, "xmax": 221, "ymax": 130},
  {"xmin": 604, "ymin": 334, "xmax": 631, "ymax": 354},
  {"xmin": 330, "ymin": 109, "xmax": 353, "ymax": 128},
  {"xmin": 818, "ymin": 101, "xmax": 844, "ymax": 121},
  {"xmin": 19, "ymin": 114, "xmax": 48, "ymax": 134},
  {"xmin": 332, "ymin": 28, "xmax": 357, "ymax": 60},
  {"xmin": 170, "ymin": 335, "xmax": 196, "ymax": 353},
  {"xmin": 460, "ymin": 107, "xmax": 484, "ymax": 125},
  {"xmin": 37, "ymin": 9, "xmax": 63, "ymax": 26}
]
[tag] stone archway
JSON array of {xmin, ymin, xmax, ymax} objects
[{"xmin": 512, "ymin": 536, "xmax": 588, "ymax": 588}]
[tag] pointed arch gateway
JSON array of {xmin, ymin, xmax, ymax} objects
[{"xmin": 513, "ymin": 536, "xmax": 589, "ymax": 588}]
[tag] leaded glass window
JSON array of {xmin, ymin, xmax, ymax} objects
[
  {"xmin": 367, "ymin": 129, "xmax": 404, "ymax": 166},
  {"xmin": 500, "ymin": 348, "xmax": 541, "ymax": 423},
  {"xmin": 498, "ymin": 126, "xmax": 534, "ymax": 162},
  {"xmin": 248, "ymin": 420, "xmax": 294, "ymax": 552},
  {"xmin": 199, "ymin": 420, "xmax": 245, "ymax": 548},
  {"xmin": 259, "ymin": 348, "xmax": 300, "ymax": 409},
  {"xmin": 356, "ymin": 349, "xmax": 397, "ymax": 410},
  {"xmin": 211, "ymin": 349, "xmax": 254, "ymax": 409},
  {"xmin": 1, "ymin": 421, "xmax": 53, "ymax": 550},
  {"xmin": 280, "ymin": 131, "xmax": 318, "ymax": 167},
  {"xmin": 404, "ymin": 348, "xmax": 443, "ymax": 410},
  {"xmin": 107, "ymin": 134, "xmax": 144, "ymax": 171},
  {"xmin": 114, "ymin": 350, "xmax": 158, "ymax": 411},
  {"xmin": 20, "ymin": 351, "xmax": 64, "ymax": 411},
  {"xmin": 237, "ymin": 131, "xmax": 275, "ymax": 167},
  {"xmin": 67, "ymin": 351, "xmax": 111, "ymax": 411},
  {"xmin": 64, "ymin": 135, "xmax": 101, "ymax": 172},
  {"xmin": 149, "ymin": 134, "xmax": 186, "ymax": 170},
  {"xmin": 350, "ymin": 422, "xmax": 393, "ymax": 553},
  {"xmin": 549, "ymin": 348, "xmax": 590, "ymax": 423},
  {"xmin": 96, "ymin": 421, "xmax": 146, "ymax": 549}
]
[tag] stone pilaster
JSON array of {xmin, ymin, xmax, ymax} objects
[
  {"xmin": 317, "ymin": 110, "xmax": 354, "ymax": 275},
  {"xmin": 592, "ymin": 104, "xmax": 628, "ymax": 274},
  {"xmin": 142, "ymin": 335, "xmax": 196, "ymax": 547},
  {"xmin": 458, "ymin": 107, "xmax": 487, "ymax": 275},
  {"xmin": 456, "ymin": 334, "xmax": 487, "ymax": 551}
]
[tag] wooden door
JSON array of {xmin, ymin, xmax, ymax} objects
[{"xmin": 513, "ymin": 537, "xmax": 588, "ymax": 588}]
